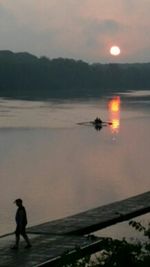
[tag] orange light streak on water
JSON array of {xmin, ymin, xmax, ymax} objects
[
  {"xmin": 108, "ymin": 96, "xmax": 121, "ymax": 133},
  {"xmin": 112, "ymin": 119, "xmax": 120, "ymax": 130}
]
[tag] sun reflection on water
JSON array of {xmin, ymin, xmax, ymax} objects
[{"xmin": 108, "ymin": 96, "xmax": 121, "ymax": 134}]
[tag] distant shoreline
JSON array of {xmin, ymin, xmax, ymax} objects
[{"xmin": 0, "ymin": 50, "xmax": 150, "ymax": 100}]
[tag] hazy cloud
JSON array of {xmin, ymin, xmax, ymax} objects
[
  {"xmin": 0, "ymin": 0, "xmax": 150, "ymax": 62},
  {"xmin": 87, "ymin": 19, "xmax": 125, "ymax": 35}
]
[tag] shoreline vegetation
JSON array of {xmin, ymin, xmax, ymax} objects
[
  {"xmin": 61, "ymin": 220, "xmax": 150, "ymax": 267},
  {"xmin": 0, "ymin": 50, "xmax": 150, "ymax": 100}
]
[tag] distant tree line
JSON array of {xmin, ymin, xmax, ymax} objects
[{"xmin": 0, "ymin": 50, "xmax": 150, "ymax": 99}]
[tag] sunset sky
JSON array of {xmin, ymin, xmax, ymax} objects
[{"xmin": 0, "ymin": 0, "xmax": 150, "ymax": 63}]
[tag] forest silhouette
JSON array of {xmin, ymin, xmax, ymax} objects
[{"xmin": 0, "ymin": 50, "xmax": 150, "ymax": 99}]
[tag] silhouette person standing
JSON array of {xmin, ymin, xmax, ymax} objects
[{"xmin": 12, "ymin": 198, "xmax": 31, "ymax": 249}]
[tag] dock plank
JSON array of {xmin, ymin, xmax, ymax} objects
[
  {"xmin": 0, "ymin": 234, "xmax": 104, "ymax": 267},
  {"xmin": 28, "ymin": 191, "xmax": 150, "ymax": 235}
]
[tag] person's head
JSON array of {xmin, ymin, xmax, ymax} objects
[{"xmin": 14, "ymin": 198, "xmax": 23, "ymax": 207}]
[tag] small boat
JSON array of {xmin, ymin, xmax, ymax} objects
[
  {"xmin": 77, "ymin": 118, "xmax": 112, "ymax": 128},
  {"xmin": 91, "ymin": 118, "xmax": 103, "ymax": 130}
]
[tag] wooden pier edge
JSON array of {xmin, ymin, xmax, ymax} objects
[{"xmin": 35, "ymin": 238, "xmax": 107, "ymax": 267}]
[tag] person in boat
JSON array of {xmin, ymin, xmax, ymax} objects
[{"xmin": 94, "ymin": 117, "xmax": 102, "ymax": 125}]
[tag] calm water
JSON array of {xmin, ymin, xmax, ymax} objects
[{"xmin": 0, "ymin": 91, "xmax": 150, "ymax": 238}]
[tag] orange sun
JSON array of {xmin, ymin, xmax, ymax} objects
[{"xmin": 110, "ymin": 46, "xmax": 121, "ymax": 56}]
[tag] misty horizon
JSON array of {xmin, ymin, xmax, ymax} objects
[
  {"xmin": 0, "ymin": 1, "xmax": 150, "ymax": 64},
  {"xmin": 1, "ymin": 49, "xmax": 150, "ymax": 65}
]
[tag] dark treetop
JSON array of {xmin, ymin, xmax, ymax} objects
[{"xmin": 0, "ymin": 50, "xmax": 150, "ymax": 100}]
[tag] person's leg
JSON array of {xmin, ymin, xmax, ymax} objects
[
  {"xmin": 21, "ymin": 227, "xmax": 31, "ymax": 247},
  {"xmin": 11, "ymin": 227, "xmax": 20, "ymax": 249},
  {"xmin": 15, "ymin": 233, "xmax": 20, "ymax": 247},
  {"xmin": 22, "ymin": 233, "xmax": 31, "ymax": 246}
]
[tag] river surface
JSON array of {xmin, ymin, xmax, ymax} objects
[{"xmin": 0, "ymin": 91, "xmax": 150, "ymax": 239}]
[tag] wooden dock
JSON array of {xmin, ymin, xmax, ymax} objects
[{"xmin": 0, "ymin": 191, "xmax": 150, "ymax": 267}]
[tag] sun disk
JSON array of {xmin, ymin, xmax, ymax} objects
[{"xmin": 110, "ymin": 46, "xmax": 121, "ymax": 56}]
